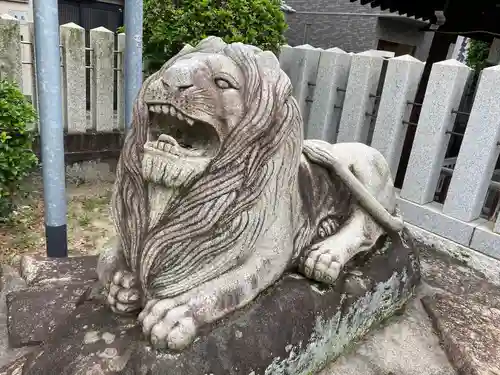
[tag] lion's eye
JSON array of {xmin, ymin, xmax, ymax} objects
[{"xmin": 214, "ymin": 78, "xmax": 233, "ymax": 89}]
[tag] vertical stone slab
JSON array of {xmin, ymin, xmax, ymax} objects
[
  {"xmin": 487, "ymin": 38, "xmax": 500, "ymax": 65},
  {"xmin": 337, "ymin": 51, "xmax": 384, "ymax": 144},
  {"xmin": 90, "ymin": 26, "xmax": 114, "ymax": 132},
  {"xmin": 27, "ymin": 21, "xmax": 38, "ymax": 122},
  {"xmin": 0, "ymin": 14, "xmax": 22, "ymax": 86},
  {"xmin": 60, "ymin": 23, "xmax": 86, "ymax": 133},
  {"xmin": 117, "ymin": 33, "xmax": 125, "ymax": 131},
  {"xmin": 495, "ymin": 214, "xmax": 500, "ymax": 234},
  {"xmin": 442, "ymin": 65, "xmax": 500, "ymax": 222},
  {"xmin": 400, "ymin": 60, "xmax": 470, "ymax": 205},
  {"xmin": 307, "ymin": 47, "xmax": 351, "ymax": 143},
  {"xmin": 279, "ymin": 45, "xmax": 300, "ymax": 89},
  {"xmin": 19, "ymin": 23, "xmax": 32, "ymax": 97},
  {"xmin": 371, "ymin": 55, "xmax": 424, "ymax": 178},
  {"xmin": 286, "ymin": 45, "xmax": 321, "ymax": 130}
]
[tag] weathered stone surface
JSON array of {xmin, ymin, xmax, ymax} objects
[
  {"xmin": 0, "ymin": 233, "xmax": 419, "ymax": 375},
  {"xmin": 322, "ymin": 298, "xmax": 456, "ymax": 375},
  {"xmin": 20, "ymin": 255, "xmax": 97, "ymax": 286},
  {"xmin": 6, "ymin": 283, "xmax": 91, "ymax": 347},
  {"xmin": 0, "ymin": 265, "xmax": 32, "ymax": 368},
  {"xmin": 0, "ymin": 356, "xmax": 24, "ymax": 375},
  {"xmin": 422, "ymin": 293, "xmax": 500, "ymax": 375},
  {"xmin": 420, "ymin": 248, "xmax": 500, "ymax": 375}
]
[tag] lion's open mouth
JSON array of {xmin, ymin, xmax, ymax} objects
[{"xmin": 145, "ymin": 104, "xmax": 220, "ymax": 159}]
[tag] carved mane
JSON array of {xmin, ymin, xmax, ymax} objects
[{"xmin": 111, "ymin": 39, "xmax": 303, "ymax": 300}]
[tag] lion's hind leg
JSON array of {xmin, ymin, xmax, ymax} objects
[{"xmin": 299, "ymin": 208, "xmax": 384, "ymax": 284}]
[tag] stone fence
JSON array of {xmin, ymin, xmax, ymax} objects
[
  {"xmin": 281, "ymin": 44, "xmax": 500, "ymax": 261},
  {"xmin": 1, "ymin": 14, "xmax": 499, "ymax": 260},
  {"xmin": 0, "ymin": 15, "xmax": 125, "ymax": 162}
]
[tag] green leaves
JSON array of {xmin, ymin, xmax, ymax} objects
[
  {"xmin": 0, "ymin": 80, "xmax": 38, "ymax": 218},
  {"xmin": 466, "ymin": 39, "xmax": 490, "ymax": 71},
  {"xmin": 141, "ymin": 0, "xmax": 287, "ymax": 74}
]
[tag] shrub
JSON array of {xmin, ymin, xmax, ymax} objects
[
  {"xmin": 0, "ymin": 80, "xmax": 38, "ymax": 219},
  {"xmin": 466, "ymin": 39, "xmax": 490, "ymax": 71},
  {"xmin": 120, "ymin": 0, "xmax": 288, "ymax": 74}
]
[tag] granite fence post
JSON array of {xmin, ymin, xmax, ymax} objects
[
  {"xmin": 284, "ymin": 45, "xmax": 321, "ymax": 133},
  {"xmin": 279, "ymin": 45, "xmax": 299, "ymax": 88},
  {"xmin": 27, "ymin": 21, "xmax": 38, "ymax": 124},
  {"xmin": 442, "ymin": 65, "xmax": 500, "ymax": 222},
  {"xmin": 117, "ymin": 32, "xmax": 125, "ymax": 131},
  {"xmin": 306, "ymin": 47, "xmax": 351, "ymax": 143},
  {"xmin": 0, "ymin": 14, "xmax": 22, "ymax": 86},
  {"xmin": 337, "ymin": 51, "xmax": 384, "ymax": 144},
  {"xmin": 400, "ymin": 60, "xmax": 471, "ymax": 205},
  {"xmin": 90, "ymin": 26, "xmax": 114, "ymax": 132},
  {"xmin": 60, "ymin": 22, "xmax": 86, "ymax": 133},
  {"xmin": 371, "ymin": 55, "xmax": 424, "ymax": 178}
]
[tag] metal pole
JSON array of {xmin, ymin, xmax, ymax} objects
[
  {"xmin": 124, "ymin": 0, "xmax": 143, "ymax": 130},
  {"xmin": 33, "ymin": 0, "xmax": 68, "ymax": 257}
]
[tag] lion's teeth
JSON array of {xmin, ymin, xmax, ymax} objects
[
  {"xmin": 161, "ymin": 105, "xmax": 169, "ymax": 114},
  {"xmin": 169, "ymin": 106, "xmax": 176, "ymax": 116},
  {"xmin": 177, "ymin": 112, "xmax": 184, "ymax": 121},
  {"xmin": 186, "ymin": 118, "xmax": 194, "ymax": 126},
  {"xmin": 154, "ymin": 105, "xmax": 162, "ymax": 113}
]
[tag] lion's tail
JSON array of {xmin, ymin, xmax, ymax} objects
[{"xmin": 303, "ymin": 141, "xmax": 404, "ymax": 234}]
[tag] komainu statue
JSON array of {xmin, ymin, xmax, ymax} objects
[{"xmin": 97, "ymin": 36, "xmax": 406, "ymax": 351}]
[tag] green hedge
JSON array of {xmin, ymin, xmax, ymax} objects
[
  {"xmin": 120, "ymin": 0, "xmax": 287, "ymax": 74},
  {"xmin": 0, "ymin": 80, "xmax": 38, "ymax": 219}
]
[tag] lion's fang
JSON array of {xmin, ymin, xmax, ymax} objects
[{"xmin": 186, "ymin": 118, "xmax": 194, "ymax": 126}]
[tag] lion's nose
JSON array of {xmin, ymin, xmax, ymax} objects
[{"xmin": 162, "ymin": 63, "xmax": 194, "ymax": 93}]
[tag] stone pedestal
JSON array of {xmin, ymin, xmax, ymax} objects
[{"xmin": 0, "ymin": 231, "xmax": 419, "ymax": 375}]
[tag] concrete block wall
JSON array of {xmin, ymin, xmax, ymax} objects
[{"xmin": 280, "ymin": 44, "xmax": 500, "ymax": 261}]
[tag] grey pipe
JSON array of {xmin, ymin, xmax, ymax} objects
[
  {"xmin": 33, "ymin": 0, "xmax": 68, "ymax": 257},
  {"xmin": 124, "ymin": 0, "xmax": 144, "ymax": 130}
]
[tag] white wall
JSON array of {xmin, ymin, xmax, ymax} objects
[{"xmin": 0, "ymin": 0, "xmax": 31, "ymax": 22}]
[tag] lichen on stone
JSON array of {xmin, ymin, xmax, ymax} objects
[{"xmin": 264, "ymin": 269, "xmax": 414, "ymax": 375}]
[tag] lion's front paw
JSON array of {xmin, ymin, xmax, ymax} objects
[
  {"xmin": 106, "ymin": 270, "xmax": 141, "ymax": 314},
  {"xmin": 138, "ymin": 299, "xmax": 197, "ymax": 351}
]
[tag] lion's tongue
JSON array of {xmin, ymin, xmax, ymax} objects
[{"xmin": 158, "ymin": 134, "xmax": 179, "ymax": 146}]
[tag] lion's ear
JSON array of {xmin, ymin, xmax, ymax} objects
[
  {"xmin": 195, "ymin": 36, "xmax": 227, "ymax": 53},
  {"xmin": 255, "ymin": 51, "xmax": 280, "ymax": 72},
  {"xmin": 255, "ymin": 50, "xmax": 282, "ymax": 86},
  {"xmin": 179, "ymin": 43, "xmax": 194, "ymax": 54}
]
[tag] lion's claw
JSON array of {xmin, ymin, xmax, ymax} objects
[
  {"xmin": 138, "ymin": 299, "xmax": 197, "ymax": 351},
  {"xmin": 106, "ymin": 270, "xmax": 141, "ymax": 314}
]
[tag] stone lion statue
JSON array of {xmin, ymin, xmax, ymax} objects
[{"xmin": 97, "ymin": 36, "xmax": 405, "ymax": 351}]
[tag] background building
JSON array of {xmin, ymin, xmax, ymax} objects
[{"xmin": 283, "ymin": 0, "xmax": 434, "ymax": 60}]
